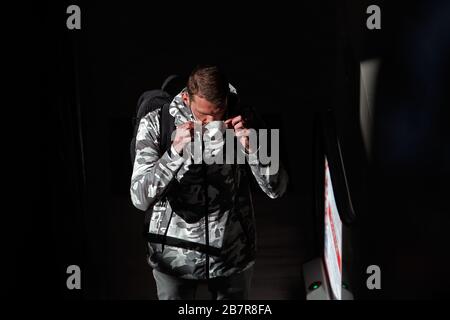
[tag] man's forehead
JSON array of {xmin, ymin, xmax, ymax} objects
[
  {"xmin": 192, "ymin": 95, "xmax": 224, "ymax": 108},
  {"xmin": 190, "ymin": 94, "xmax": 206, "ymax": 102}
]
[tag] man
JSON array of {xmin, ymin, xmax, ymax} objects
[{"xmin": 130, "ymin": 65, "xmax": 288, "ymax": 300}]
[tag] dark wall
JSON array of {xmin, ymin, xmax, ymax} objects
[
  {"xmin": 13, "ymin": 1, "xmax": 448, "ymax": 300},
  {"xmin": 17, "ymin": 1, "xmax": 341, "ymax": 299}
]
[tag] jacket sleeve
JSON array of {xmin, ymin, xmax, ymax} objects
[
  {"xmin": 242, "ymin": 106, "xmax": 288, "ymax": 199},
  {"xmin": 245, "ymin": 150, "xmax": 289, "ymax": 199},
  {"xmin": 130, "ymin": 111, "xmax": 184, "ymax": 211}
]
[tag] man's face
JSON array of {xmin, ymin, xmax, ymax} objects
[{"xmin": 182, "ymin": 92, "xmax": 226, "ymax": 123}]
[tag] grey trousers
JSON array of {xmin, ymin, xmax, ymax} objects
[{"xmin": 152, "ymin": 267, "xmax": 253, "ymax": 300}]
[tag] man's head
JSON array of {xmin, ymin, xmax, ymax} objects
[{"xmin": 182, "ymin": 65, "xmax": 229, "ymax": 123}]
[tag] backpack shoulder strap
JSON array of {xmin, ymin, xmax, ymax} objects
[{"xmin": 159, "ymin": 103, "xmax": 175, "ymax": 154}]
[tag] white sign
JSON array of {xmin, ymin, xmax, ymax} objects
[{"xmin": 324, "ymin": 157, "xmax": 343, "ymax": 300}]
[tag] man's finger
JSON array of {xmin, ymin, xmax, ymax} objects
[
  {"xmin": 185, "ymin": 121, "xmax": 195, "ymax": 129},
  {"xmin": 235, "ymin": 128, "xmax": 250, "ymax": 137},
  {"xmin": 231, "ymin": 115, "xmax": 243, "ymax": 126},
  {"xmin": 234, "ymin": 121, "xmax": 245, "ymax": 130},
  {"xmin": 177, "ymin": 121, "xmax": 194, "ymax": 130}
]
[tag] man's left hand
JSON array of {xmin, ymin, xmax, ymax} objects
[{"xmin": 224, "ymin": 115, "xmax": 254, "ymax": 153}]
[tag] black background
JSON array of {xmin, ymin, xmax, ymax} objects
[{"xmin": 7, "ymin": 0, "xmax": 449, "ymax": 300}]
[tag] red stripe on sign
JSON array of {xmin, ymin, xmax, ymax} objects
[{"xmin": 327, "ymin": 204, "xmax": 342, "ymax": 272}]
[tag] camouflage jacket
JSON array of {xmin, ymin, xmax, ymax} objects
[{"xmin": 130, "ymin": 88, "xmax": 288, "ymax": 280}]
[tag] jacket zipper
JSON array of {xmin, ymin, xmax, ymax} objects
[
  {"xmin": 203, "ymin": 144, "xmax": 210, "ymax": 280},
  {"xmin": 235, "ymin": 165, "xmax": 251, "ymax": 246}
]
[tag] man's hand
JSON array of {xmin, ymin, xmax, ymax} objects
[
  {"xmin": 224, "ymin": 115, "xmax": 254, "ymax": 153},
  {"xmin": 172, "ymin": 121, "xmax": 194, "ymax": 155}
]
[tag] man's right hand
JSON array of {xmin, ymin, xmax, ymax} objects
[{"xmin": 172, "ymin": 121, "xmax": 195, "ymax": 155}]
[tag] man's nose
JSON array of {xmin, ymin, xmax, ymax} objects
[{"xmin": 202, "ymin": 115, "xmax": 217, "ymax": 124}]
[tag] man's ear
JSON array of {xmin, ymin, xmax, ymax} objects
[{"xmin": 182, "ymin": 92, "xmax": 190, "ymax": 105}]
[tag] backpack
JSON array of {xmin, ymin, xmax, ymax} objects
[{"xmin": 130, "ymin": 82, "xmax": 179, "ymax": 165}]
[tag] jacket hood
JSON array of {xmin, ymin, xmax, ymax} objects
[{"xmin": 168, "ymin": 84, "xmax": 237, "ymax": 127}]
